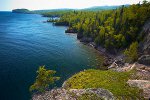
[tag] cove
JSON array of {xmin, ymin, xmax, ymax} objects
[{"xmin": 0, "ymin": 12, "xmax": 103, "ymax": 100}]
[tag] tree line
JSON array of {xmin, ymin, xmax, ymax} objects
[{"xmin": 46, "ymin": 1, "xmax": 150, "ymax": 53}]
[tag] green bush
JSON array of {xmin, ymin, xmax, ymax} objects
[
  {"xmin": 29, "ymin": 66, "xmax": 60, "ymax": 93},
  {"xmin": 124, "ymin": 42, "xmax": 138, "ymax": 63}
]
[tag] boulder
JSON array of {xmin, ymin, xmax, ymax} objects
[
  {"xmin": 138, "ymin": 55, "xmax": 150, "ymax": 65},
  {"xmin": 89, "ymin": 42, "xmax": 97, "ymax": 48},
  {"xmin": 108, "ymin": 61, "xmax": 118, "ymax": 69},
  {"xmin": 108, "ymin": 60, "xmax": 124, "ymax": 69},
  {"xmin": 103, "ymin": 58, "xmax": 113, "ymax": 66}
]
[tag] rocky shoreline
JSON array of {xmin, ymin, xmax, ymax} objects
[
  {"xmin": 66, "ymin": 31, "xmax": 117, "ymax": 68},
  {"xmin": 64, "ymin": 19, "xmax": 150, "ymax": 68},
  {"xmin": 32, "ymin": 26, "xmax": 150, "ymax": 99},
  {"xmin": 32, "ymin": 62, "xmax": 150, "ymax": 100},
  {"xmin": 32, "ymin": 18, "xmax": 150, "ymax": 100}
]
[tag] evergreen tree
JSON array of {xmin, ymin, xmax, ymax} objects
[{"xmin": 30, "ymin": 66, "xmax": 60, "ymax": 93}]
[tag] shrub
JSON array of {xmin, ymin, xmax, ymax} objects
[
  {"xmin": 124, "ymin": 42, "xmax": 138, "ymax": 63},
  {"xmin": 29, "ymin": 66, "xmax": 60, "ymax": 93}
]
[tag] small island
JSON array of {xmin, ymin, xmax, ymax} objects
[{"xmin": 12, "ymin": 9, "xmax": 32, "ymax": 14}]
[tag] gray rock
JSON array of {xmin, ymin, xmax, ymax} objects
[
  {"xmin": 108, "ymin": 61, "xmax": 118, "ymax": 69},
  {"xmin": 89, "ymin": 42, "xmax": 97, "ymax": 48},
  {"xmin": 127, "ymin": 80, "xmax": 150, "ymax": 99},
  {"xmin": 108, "ymin": 60, "xmax": 125, "ymax": 69},
  {"xmin": 32, "ymin": 88, "xmax": 77, "ymax": 100},
  {"xmin": 32, "ymin": 88, "xmax": 114, "ymax": 100},
  {"xmin": 138, "ymin": 55, "xmax": 150, "ymax": 65},
  {"xmin": 139, "ymin": 20, "xmax": 150, "ymax": 54},
  {"xmin": 70, "ymin": 88, "xmax": 114, "ymax": 100}
]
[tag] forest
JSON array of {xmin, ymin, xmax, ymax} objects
[{"xmin": 45, "ymin": 1, "xmax": 150, "ymax": 53}]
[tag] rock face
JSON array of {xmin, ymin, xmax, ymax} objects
[
  {"xmin": 138, "ymin": 19, "xmax": 150, "ymax": 73},
  {"xmin": 138, "ymin": 55, "xmax": 150, "ymax": 65},
  {"xmin": 32, "ymin": 88, "xmax": 114, "ymax": 100},
  {"xmin": 109, "ymin": 62, "xmax": 150, "ymax": 99},
  {"xmin": 140, "ymin": 19, "xmax": 150, "ymax": 54},
  {"xmin": 127, "ymin": 80, "xmax": 150, "ymax": 99}
]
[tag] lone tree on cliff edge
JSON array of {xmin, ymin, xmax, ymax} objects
[{"xmin": 30, "ymin": 66, "xmax": 60, "ymax": 93}]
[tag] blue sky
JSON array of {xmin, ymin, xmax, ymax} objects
[{"xmin": 0, "ymin": 0, "xmax": 145, "ymax": 11}]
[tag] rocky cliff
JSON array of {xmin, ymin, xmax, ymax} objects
[
  {"xmin": 138, "ymin": 19, "xmax": 150, "ymax": 65},
  {"xmin": 140, "ymin": 19, "xmax": 150, "ymax": 54}
]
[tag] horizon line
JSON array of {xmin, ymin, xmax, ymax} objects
[{"xmin": 0, "ymin": 4, "xmax": 131, "ymax": 11}]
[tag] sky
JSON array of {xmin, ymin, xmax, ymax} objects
[{"xmin": 0, "ymin": 0, "xmax": 145, "ymax": 11}]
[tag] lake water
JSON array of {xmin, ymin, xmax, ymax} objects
[{"xmin": 0, "ymin": 12, "xmax": 103, "ymax": 100}]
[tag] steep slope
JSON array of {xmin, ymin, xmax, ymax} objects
[
  {"xmin": 138, "ymin": 19, "xmax": 150, "ymax": 65},
  {"xmin": 140, "ymin": 19, "xmax": 150, "ymax": 54}
]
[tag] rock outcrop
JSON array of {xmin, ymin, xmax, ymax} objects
[
  {"xmin": 108, "ymin": 60, "xmax": 125, "ymax": 69},
  {"xmin": 32, "ymin": 88, "xmax": 114, "ymax": 100},
  {"xmin": 127, "ymin": 80, "xmax": 150, "ymax": 99},
  {"xmin": 32, "ymin": 88, "xmax": 76, "ymax": 100},
  {"xmin": 70, "ymin": 88, "xmax": 114, "ymax": 100},
  {"xmin": 138, "ymin": 19, "xmax": 150, "ymax": 66},
  {"xmin": 139, "ymin": 19, "xmax": 150, "ymax": 54},
  {"xmin": 109, "ymin": 62, "xmax": 150, "ymax": 99},
  {"xmin": 138, "ymin": 55, "xmax": 150, "ymax": 65}
]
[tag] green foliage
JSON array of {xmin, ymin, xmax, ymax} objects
[
  {"xmin": 30, "ymin": 66, "xmax": 60, "ymax": 93},
  {"xmin": 124, "ymin": 42, "xmax": 138, "ymax": 63},
  {"xmin": 42, "ymin": 10, "xmax": 73, "ymax": 17},
  {"xmin": 45, "ymin": 1, "xmax": 150, "ymax": 51},
  {"xmin": 65, "ymin": 69, "xmax": 142, "ymax": 98}
]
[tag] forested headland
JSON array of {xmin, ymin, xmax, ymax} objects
[{"xmin": 46, "ymin": 1, "xmax": 150, "ymax": 55}]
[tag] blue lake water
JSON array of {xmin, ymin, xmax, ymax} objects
[{"xmin": 0, "ymin": 12, "xmax": 103, "ymax": 100}]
